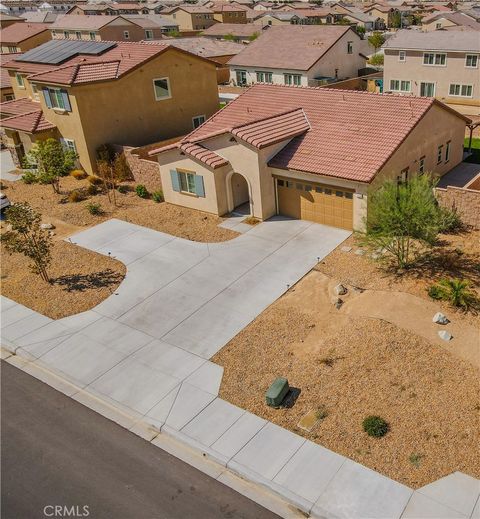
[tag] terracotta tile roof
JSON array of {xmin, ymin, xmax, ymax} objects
[
  {"xmin": 0, "ymin": 97, "xmax": 38, "ymax": 116},
  {"xmin": 151, "ymin": 84, "xmax": 467, "ymax": 184},
  {"xmin": 180, "ymin": 142, "xmax": 229, "ymax": 168},
  {"xmin": 231, "ymin": 108, "xmax": 310, "ymax": 148},
  {"xmin": 166, "ymin": 37, "xmax": 244, "ymax": 58},
  {"xmin": 163, "ymin": 5, "xmax": 214, "ymax": 13},
  {"xmin": 7, "ymin": 41, "xmax": 172, "ymax": 86},
  {"xmin": 1, "ymin": 110, "xmax": 56, "ymax": 133},
  {"xmin": 1, "ymin": 22, "xmax": 50, "ymax": 44},
  {"xmin": 383, "ymin": 28, "xmax": 480, "ymax": 51},
  {"xmin": 0, "ymin": 52, "xmax": 21, "ymax": 90},
  {"xmin": 227, "ymin": 25, "xmax": 354, "ymax": 71},
  {"xmin": 202, "ymin": 22, "xmax": 263, "ymax": 38}
]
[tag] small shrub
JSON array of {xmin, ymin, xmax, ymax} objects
[
  {"xmin": 315, "ymin": 405, "xmax": 328, "ymax": 420},
  {"xmin": 86, "ymin": 183, "xmax": 98, "ymax": 196},
  {"xmin": 428, "ymin": 278, "xmax": 478, "ymax": 309},
  {"xmin": 152, "ymin": 190, "xmax": 164, "ymax": 203},
  {"xmin": 87, "ymin": 175, "xmax": 103, "ymax": 186},
  {"xmin": 409, "ymin": 453, "xmax": 423, "ymax": 468},
  {"xmin": 362, "ymin": 416, "xmax": 389, "ymax": 438},
  {"xmin": 70, "ymin": 169, "xmax": 87, "ymax": 180},
  {"xmin": 68, "ymin": 190, "xmax": 83, "ymax": 203},
  {"xmin": 86, "ymin": 202, "xmax": 103, "ymax": 215},
  {"xmin": 243, "ymin": 216, "xmax": 260, "ymax": 226},
  {"xmin": 135, "ymin": 184, "xmax": 148, "ymax": 199},
  {"xmin": 437, "ymin": 207, "xmax": 463, "ymax": 233},
  {"xmin": 117, "ymin": 184, "xmax": 129, "ymax": 194},
  {"xmin": 22, "ymin": 170, "xmax": 38, "ymax": 184}
]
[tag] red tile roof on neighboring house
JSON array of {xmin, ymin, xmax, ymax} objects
[
  {"xmin": 5, "ymin": 41, "xmax": 178, "ymax": 86},
  {"xmin": 0, "ymin": 96, "xmax": 38, "ymax": 116},
  {"xmin": 1, "ymin": 22, "xmax": 50, "ymax": 44},
  {"xmin": 0, "ymin": 52, "xmax": 21, "ymax": 90},
  {"xmin": 227, "ymin": 25, "xmax": 354, "ymax": 71},
  {"xmin": 1, "ymin": 110, "xmax": 56, "ymax": 133},
  {"xmin": 150, "ymin": 84, "xmax": 469, "ymax": 183},
  {"xmin": 180, "ymin": 142, "xmax": 229, "ymax": 168}
]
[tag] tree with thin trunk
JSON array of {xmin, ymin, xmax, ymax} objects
[
  {"xmin": 23, "ymin": 138, "xmax": 77, "ymax": 194},
  {"xmin": 368, "ymin": 31, "xmax": 386, "ymax": 53},
  {"xmin": 363, "ymin": 174, "xmax": 443, "ymax": 269},
  {"xmin": 2, "ymin": 203, "xmax": 52, "ymax": 283},
  {"xmin": 96, "ymin": 145, "xmax": 133, "ymax": 206}
]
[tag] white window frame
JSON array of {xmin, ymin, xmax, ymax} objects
[
  {"xmin": 398, "ymin": 50, "xmax": 406, "ymax": 62},
  {"xmin": 423, "ymin": 52, "xmax": 446, "ymax": 67},
  {"xmin": 15, "ymin": 73, "xmax": 25, "ymax": 88},
  {"xmin": 61, "ymin": 138, "xmax": 77, "ymax": 153},
  {"xmin": 145, "ymin": 29, "xmax": 154, "ymax": 39},
  {"xmin": 255, "ymin": 70, "xmax": 273, "ymax": 83},
  {"xmin": 8, "ymin": 45, "xmax": 17, "ymax": 53},
  {"xmin": 152, "ymin": 77, "xmax": 171, "ymax": 101},
  {"xmin": 420, "ymin": 81, "xmax": 435, "ymax": 97},
  {"xmin": 465, "ymin": 54, "xmax": 478, "ymax": 68},
  {"xmin": 75, "ymin": 31, "xmax": 82, "ymax": 39},
  {"xmin": 31, "ymin": 82, "xmax": 40, "ymax": 101},
  {"xmin": 178, "ymin": 170, "xmax": 196, "ymax": 194},
  {"xmin": 347, "ymin": 40, "xmax": 353, "ymax": 54},
  {"xmin": 389, "ymin": 79, "xmax": 411, "ymax": 92},
  {"xmin": 46, "ymin": 87, "xmax": 68, "ymax": 110},
  {"xmin": 192, "ymin": 114, "xmax": 206, "ymax": 129},
  {"xmin": 284, "ymin": 73, "xmax": 301, "ymax": 86},
  {"xmin": 448, "ymin": 83, "xmax": 473, "ymax": 98},
  {"xmin": 123, "ymin": 30, "xmax": 130, "ymax": 39},
  {"xmin": 64, "ymin": 30, "xmax": 70, "ymax": 39},
  {"xmin": 89, "ymin": 31, "xmax": 96, "ymax": 40}
]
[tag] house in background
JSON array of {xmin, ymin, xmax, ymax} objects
[
  {"xmin": 66, "ymin": 3, "xmax": 144, "ymax": 16},
  {"xmin": 343, "ymin": 11, "xmax": 385, "ymax": 31},
  {"xmin": 167, "ymin": 37, "xmax": 245, "ymax": 83},
  {"xmin": 0, "ymin": 22, "xmax": 51, "ymax": 52},
  {"xmin": 0, "ymin": 52, "xmax": 21, "ymax": 101},
  {"xmin": 228, "ymin": 25, "xmax": 366, "ymax": 87},
  {"xmin": 49, "ymin": 14, "xmax": 177, "ymax": 41},
  {"xmin": 161, "ymin": 5, "xmax": 216, "ymax": 33},
  {"xmin": 383, "ymin": 30, "xmax": 480, "ymax": 115},
  {"xmin": 0, "ymin": 12, "xmax": 25, "ymax": 27},
  {"xmin": 211, "ymin": 3, "xmax": 247, "ymax": 24},
  {"xmin": 150, "ymin": 84, "xmax": 468, "ymax": 231},
  {"xmin": 20, "ymin": 11, "xmax": 59, "ymax": 23},
  {"xmin": 201, "ymin": 22, "xmax": 263, "ymax": 42},
  {"xmin": 0, "ymin": 40, "xmax": 219, "ymax": 172},
  {"xmin": 421, "ymin": 11, "xmax": 480, "ymax": 32}
]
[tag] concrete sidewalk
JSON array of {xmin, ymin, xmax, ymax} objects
[{"xmin": 1, "ymin": 218, "xmax": 479, "ymax": 518}]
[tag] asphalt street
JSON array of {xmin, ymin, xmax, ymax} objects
[{"xmin": 1, "ymin": 361, "xmax": 279, "ymax": 519}]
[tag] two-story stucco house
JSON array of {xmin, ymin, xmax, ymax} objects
[
  {"xmin": 228, "ymin": 25, "xmax": 366, "ymax": 88},
  {"xmin": 0, "ymin": 39, "xmax": 219, "ymax": 173},
  {"xmin": 0, "ymin": 22, "xmax": 51, "ymax": 53},
  {"xmin": 150, "ymin": 84, "xmax": 468, "ymax": 232},
  {"xmin": 383, "ymin": 30, "xmax": 480, "ymax": 115},
  {"xmin": 161, "ymin": 5, "xmax": 216, "ymax": 33}
]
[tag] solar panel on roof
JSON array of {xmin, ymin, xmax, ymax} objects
[{"xmin": 17, "ymin": 40, "xmax": 117, "ymax": 65}]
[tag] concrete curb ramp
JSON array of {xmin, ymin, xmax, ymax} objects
[{"xmin": 1, "ymin": 218, "xmax": 479, "ymax": 518}]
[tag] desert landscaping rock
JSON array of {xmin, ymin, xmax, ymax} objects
[
  {"xmin": 433, "ymin": 312, "xmax": 450, "ymax": 325},
  {"xmin": 40, "ymin": 223, "xmax": 55, "ymax": 230},
  {"xmin": 355, "ymin": 249, "xmax": 365, "ymax": 256},
  {"xmin": 331, "ymin": 297, "xmax": 343, "ymax": 309},
  {"xmin": 334, "ymin": 284, "xmax": 347, "ymax": 296},
  {"xmin": 438, "ymin": 330, "xmax": 453, "ymax": 341},
  {"xmin": 341, "ymin": 246, "xmax": 352, "ymax": 253}
]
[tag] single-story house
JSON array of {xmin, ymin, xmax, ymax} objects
[{"xmin": 149, "ymin": 84, "xmax": 469, "ymax": 231}]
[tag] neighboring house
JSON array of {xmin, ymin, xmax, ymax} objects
[
  {"xmin": 161, "ymin": 5, "xmax": 216, "ymax": 32},
  {"xmin": 0, "ymin": 39, "xmax": 219, "ymax": 172},
  {"xmin": 20, "ymin": 11, "xmax": 59, "ymax": 23},
  {"xmin": 253, "ymin": 11, "xmax": 301, "ymax": 26},
  {"xmin": 0, "ymin": 52, "xmax": 21, "ymax": 101},
  {"xmin": 149, "ymin": 84, "xmax": 468, "ymax": 231},
  {"xmin": 421, "ymin": 11, "xmax": 480, "ymax": 31},
  {"xmin": 201, "ymin": 22, "xmax": 263, "ymax": 42},
  {"xmin": 364, "ymin": 5, "xmax": 399, "ymax": 27},
  {"xmin": 66, "ymin": 3, "xmax": 144, "ymax": 16},
  {"xmin": 343, "ymin": 11, "xmax": 385, "ymax": 30},
  {"xmin": 1, "ymin": 0, "xmax": 84, "ymax": 15},
  {"xmin": 0, "ymin": 22, "xmax": 51, "ymax": 53},
  {"xmin": 50, "ymin": 14, "xmax": 176, "ymax": 41},
  {"xmin": 211, "ymin": 3, "xmax": 247, "ymax": 24},
  {"xmin": 167, "ymin": 37, "xmax": 244, "ymax": 83},
  {"xmin": 228, "ymin": 25, "xmax": 366, "ymax": 87},
  {"xmin": 383, "ymin": 30, "xmax": 480, "ymax": 114},
  {"xmin": 0, "ymin": 12, "xmax": 24, "ymax": 27}
]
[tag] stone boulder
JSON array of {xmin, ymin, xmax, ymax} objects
[
  {"xmin": 433, "ymin": 312, "xmax": 449, "ymax": 325},
  {"xmin": 334, "ymin": 284, "xmax": 347, "ymax": 296},
  {"xmin": 438, "ymin": 330, "xmax": 453, "ymax": 341},
  {"xmin": 40, "ymin": 223, "xmax": 55, "ymax": 230}
]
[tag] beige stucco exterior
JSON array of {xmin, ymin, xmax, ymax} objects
[
  {"xmin": 384, "ymin": 48, "xmax": 480, "ymax": 114},
  {"xmin": 156, "ymin": 101, "xmax": 466, "ymax": 232},
  {"xmin": 1, "ymin": 29, "xmax": 51, "ymax": 53},
  {"xmin": 422, "ymin": 17, "xmax": 458, "ymax": 32},
  {"xmin": 163, "ymin": 9, "xmax": 216, "ymax": 32},
  {"xmin": 5, "ymin": 48, "xmax": 219, "ymax": 174}
]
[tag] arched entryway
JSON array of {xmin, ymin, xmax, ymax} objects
[{"xmin": 227, "ymin": 172, "xmax": 252, "ymax": 215}]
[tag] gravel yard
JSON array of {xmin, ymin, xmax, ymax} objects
[
  {"xmin": 213, "ymin": 233, "xmax": 480, "ymax": 489},
  {"xmin": 1, "ymin": 240, "xmax": 126, "ymax": 319},
  {"xmin": 0, "ymin": 176, "xmax": 238, "ymax": 243}
]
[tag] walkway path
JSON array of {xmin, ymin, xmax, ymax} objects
[{"xmin": 1, "ymin": 218, "xmax": 478, "ymax": 518}]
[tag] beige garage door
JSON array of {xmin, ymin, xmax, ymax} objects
[{"xmin": 276, "ymin": 177, "xmax": 354, "ymax": 230}]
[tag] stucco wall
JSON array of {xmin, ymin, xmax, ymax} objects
[
  {"xmin": 435, "ymin": 186, "xmax": 480, "ymax": 229},
  {"xmin": 1, "ymin": 30, "xmax": 51, "ymax": 53}
]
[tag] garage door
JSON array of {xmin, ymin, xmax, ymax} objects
[{"xmin": 276, "ymin": 177, "xmax": 354, "ymax": 230}]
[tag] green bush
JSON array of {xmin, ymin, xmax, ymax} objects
[
  {"xmin": 21, "ymin": 170, "xmax": 38, "ymax": 184},
  {"xmin": 369, "ymin": 53, "xmax": 384, "ymax": 66},
  {"xmin": 135, "ymin": 184, "xmax": 148, "ymax": 199},
  {"xmin": 86, "ymin": 202, "xmax": 103, "ymax": 215},
  {"xmin": 152, "ymin": 190, "xmax": 164, "ymax": 203},
  {"xmin": 428, "ymin": 278, "xmax": 478, "ymax": 309},
  {"xmin": 117, "ymin": 184, "xmax": 129, "ymax": 194},
  {"xmin": 362, "ymin": 416, "xmax": 389, "ymax": 438},
  {"xmin": 437, "ymin": 207, "xmax": 463, "ymax": 233},
  {"xmin": 86, "ymin": 183, "xmax": 98, "ymax": 196}
]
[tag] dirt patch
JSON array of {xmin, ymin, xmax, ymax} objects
[
  {"xmin": 213, "ymin": 269, "xmax": 480, "ymax": 489},
  {"xmin": 1, "ymin": 240, "xmax": 126, "ymax": 319},
  {"xmin": 0, "ymin": 176, "xmax": 238, "ymax": 243}
]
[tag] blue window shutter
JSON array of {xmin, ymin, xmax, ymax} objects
[
  {"xmin": 60, "ymin": 89, "xmax": 71, "ymax": 111},
  {"xmin": 194, "ymin": 175, "xmax": 205, "ymax": 197},
  {"xmin": 170, "ymin": 169, "xmax": 180, "ymax": 192},
  {"xmin": 42, "ymin": 87, "xmax": 52, "ymax": 108}
]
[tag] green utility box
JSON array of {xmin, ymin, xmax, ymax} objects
[{"xmin": 266, "ymin": 377, "xmax": 290, "ymax": 407}]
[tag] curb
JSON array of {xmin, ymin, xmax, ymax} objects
[{"xmin": 1, "ymin": 347, "xmax": 308, "ymax": 519}]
